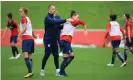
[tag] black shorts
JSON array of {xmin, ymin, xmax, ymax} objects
[
  {"xmin": 60, "ymin": 40, "xmax": 73, "ymax": 54},
  {"xmin": 10, "ymin": 36, "xmax": 17, "ymax": 43},
  {"xmin": 125, "ymin": 38, "xmax": 133, "ymax": 47},
  {"xmin": 22, "ymin": 39, "xmax": 34, "ymax": 53},
  {"xmin": 111, "ymin": 40, "xmax": 121, "ymax": 49}
]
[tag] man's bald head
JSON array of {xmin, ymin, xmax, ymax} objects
[{"xmin": 48, "ymin": 4, "xmax": 56, "ymax": 15}]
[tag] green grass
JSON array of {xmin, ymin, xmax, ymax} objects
[
  {"xmin": 1, "ymin": 46, "xmax": 133, "ymax": 80},
  {"xmin": 1, "ymin": 1, "xmax": 133, "ymax": 29}
]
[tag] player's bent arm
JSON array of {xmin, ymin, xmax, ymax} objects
[
  {"xmin": 120, "ymin": 26, "xmax": 125, "ymax": 39},
  {"xmin": 127, "ymin": 26, "xmax": 131, "ymax": 42},
  {"xmin": 18, "ymin": 23, "xmax": 27, "ymax": 37},
  {"xmin": 77, "ymin": 20, "xmax": 86, "ymax": 30},
  {"xmin": 103, "ymin": 32, "xmax": 109, "ymax": 48},
  {"xmin": 104, "ymin": 23, "xmax": 111, "ymax": 44},
  {"xmin": 77, "ymin": 20, "xmax": 88, "ymax": 36},
  {"xmin": 17, "ymin": 24, "xmax": 20, "ymax": 33},
  {"xmin": 2, "ymin": 27, "xmax": 9, "ymax": 40},
  {"xmin": 127, "ymin": 26, "xmax": 131, "ymax": 38},
  {"xmin": 104, "ymin": 32, "xmax": 109, "ymax": 42}
]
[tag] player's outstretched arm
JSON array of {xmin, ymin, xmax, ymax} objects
[
  {"xmin": 103, "ymin": 23, "xmax": 111, "ymax": 47},
  {"xmin": 83, "ymin": 25, "xmax": 88, "ymax": 36}
]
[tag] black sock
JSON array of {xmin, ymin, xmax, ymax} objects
[
  {"xmin": 60, "ymin": 57, "xmax": 69, "ymax": 74},
  {"xmin": 65, "ymin": 56, "xmax": 74, "ymax": 68},
  {"xmin": 111, "ymin": 52, "xmax": 116, "ymax": 64},
  {"xmin": 30, "ymin": 59, "xmax": 32, "ymax": 64},
  {"xmin": 24, "ymin": 58, "xmax": 32, "ymax": 73},
  {"xmin": 53, "ymin": 54, "xmax": 59, "ymax": 69},
  {"xmin": 117, "ymin": 52, "xmax": 124, "ymax": 63},
  {"xmin": 30, "ymin": 59, "xmax": 32, "ymax": 62},
  {"xmin": 11, "ymin": 47, "xmax": 16, "ymax": 57},
  {"xmin": 124, "ymin": 49, "xmax": 128, "ymax": 61},
  {"xmin": 41, "ymin": 53, "xmax": 50, "ymax": 70},
  {"xmin": 14, "ymin": 46, "xmax": 19, "ymax": 54},
  {"xmin": 30, "ymin": 59, "xmax": 33, "ymax": 69},
  {"xmin": 130, "ymin": 49, "xmax": 133, "ymax": 54}
]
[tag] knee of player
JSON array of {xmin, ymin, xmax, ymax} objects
[
  {"xmin": 113, "ymin": 49, "xmax": 119, "ymax": 53},
  {"xmin": 23, "ymin": 52, "xmax": 29, "ymax": 58},
  {"xmin": 70, "ymin": 52, "xmax": 74, "ymax": 56},
  {"xmin": 63, "ymin": 54, "xmax": 70, "ymax": 57}
]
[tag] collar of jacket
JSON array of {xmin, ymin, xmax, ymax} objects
[{"xmin": 48, "ymin": 13, "xmax": 54, "ymax": 17}]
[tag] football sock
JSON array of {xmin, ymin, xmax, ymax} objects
[
  {"xmin": 14, "ymin": 46, "xmax": 19, "ymax": 54},
  {"xmin": 65, "ymin": 56, "xmax": 74, "ymax": 68},
  {"xmin": 24, "ymin": 58, "xmax": 32, "ymax": 73},
  {"xmin": 30, "ymin": 59, "xmax": 33, "ymax": 69},
  {"xmin": 111, "ymin": 51, "xmax": 116, "ymax": 64},
  {"xmin": 124, "ymin": 49, "xmax": 128, "ymax": 61},
  {"xmin": 30, "ymin": 59, "xmax": 32, "ymax": 64},
  {"xmin": 60, "ymin": 57, "xmax": 69, "ymax": 74},
  {"xmin": 11, "ymin": 46, "xmax": 16, "ymax": 57},
  {"xmin": 117, "ymin": 52, "xmax": 124, "ymax": 63}
]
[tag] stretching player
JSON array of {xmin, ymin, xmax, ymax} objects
[
  {"xmin": 17, "ymin": 7, "xmax": 36, "ymax": 78},
  {"xmin": 2, "ymin": 13, "xmax": 21, "ymax": 59},
  {"xmin": 123, "ymin": 14, "xmax": 133, "ymax": 63},
  {"xmin": 59, "ymin": 10, "xmax": 88, "ymax": 77},
  {"xmin": 103, "ymin": 14, "xmax": 126, "ymax": 67}
]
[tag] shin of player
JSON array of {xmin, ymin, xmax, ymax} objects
[
  {"xmin": 2, "ymin": 13, "xmax": 21, "ymax": 59},
  {"xmin": 123, "ymin": 14, "xmax": 133, "ymax": 63},
  {"xmin": 60, "ymin": 10, "xmax": 88, "ymax": 77},
  {"xmin": 104, "ymin": 14, "xmax": 126, "ymax": 67},
  {"xmin": 18, "ymin": 7, "xmax": 36, "ymax": 78}
]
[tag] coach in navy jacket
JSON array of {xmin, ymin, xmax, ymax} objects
[
  {"xmin": 40, "ymin": 5, "xmax": 71, "ymax": 76},
  {"xmin": 44, "ymin": 13, "xmax": 65, "ymax": 40}
]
